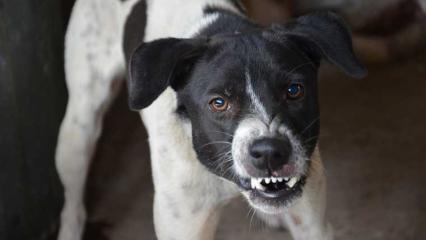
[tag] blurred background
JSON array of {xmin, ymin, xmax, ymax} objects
[{"xmin": 1, "ymin": 0, "xmax": 425, "ymax": 239}]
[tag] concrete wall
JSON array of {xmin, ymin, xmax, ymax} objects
[{"xmin": 0, "ymin": 1, "xmax": 71, "ymax": 239}]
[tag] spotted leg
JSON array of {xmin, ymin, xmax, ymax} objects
[
  {"xmin": 55, "ymin": 0, "xmax": 131, "ymax": 239},
  {"xmin": 150, "ymin": 147, "xmax": 237, "ymax": 240},
  {"xmin": 152, "ymin": 172, "xmax": 232, "ymax": 240},
  {"xmin": 141, "ymin": 89, "xmax": 239, "ymax": 240}
]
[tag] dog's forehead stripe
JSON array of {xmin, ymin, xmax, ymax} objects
[{"xmin": 245, "ymin": 70, "xmax": 269, "ymax": 122}]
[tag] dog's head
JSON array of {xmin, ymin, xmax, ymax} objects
[{"xmin": 128, "ymin": 12, "xmax": 366, "ymax": 213}]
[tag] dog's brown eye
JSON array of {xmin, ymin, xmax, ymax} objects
[
  {"xmin": 286, "ymin": 83, "xmax": 304, "ymax": 100},
  {"xmin": 209, "ymin": 97, "xmax": 229, "ymax": 112}
]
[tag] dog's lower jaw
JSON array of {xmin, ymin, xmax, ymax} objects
[{"xmin": 241, "ymin": 148, "xmax": 333, "ymax": 240}]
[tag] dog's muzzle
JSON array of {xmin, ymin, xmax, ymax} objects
[{"xmin": 231, "ymin": 117, "xmax": 309, "ymax": 212}]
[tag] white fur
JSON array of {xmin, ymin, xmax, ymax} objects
[
  {"xmin": 245, "ymin": 70, "xmax": 270, "ymax": 122},
  {"xmin": 232, "ymin": 117, "xmax": 269, "ymax": 177},
  {"xmin": 56, "ymin": 1, "xmax": 138, "ymax": 240},
  {"xmin": 185, "ymin": 12, "xmax": 220, "ymax": 38},
  {"xmin": 231, "ymin": 115, "xmax": 308, "ymax": 183},
  {"xmin": 57, "ymin": 0, "xmax": 332, "ymax": 239}
]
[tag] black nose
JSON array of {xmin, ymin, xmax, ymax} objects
[{"xmin": 249, "ymin": 137, "xmax": 292, "ymax": 171}]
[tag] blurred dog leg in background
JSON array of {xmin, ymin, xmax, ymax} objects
[
  {"xmin": 242, "ymin": 0, "xmax": 293, "ymax": 25},
  {"xmin": 243, "ymin": 0, "xmax": 426, "ymax": 63},
  {"xmin": 349, "ymin": 0, "xmax": 426, "ymax": 63}
]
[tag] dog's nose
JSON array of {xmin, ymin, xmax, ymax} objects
[{"xmin": 249, "ymin": 138, "xmax": 292, "ymax": 171}]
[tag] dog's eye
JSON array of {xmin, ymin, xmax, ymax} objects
[
  {"xmin": 286, "ymin": 83, "xmax": 304, "ymax": 100},
  {"xmin": 209, "ymin": 97, "xmax": 229, "ymax": 112}
]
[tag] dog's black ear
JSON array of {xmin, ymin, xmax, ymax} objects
[
  {"xmin": 128, "ymin": 38, "xmax": 208, "ymax": 110},
  {"xmin": 271, "ymin": 12, "xmax": 367, "ymax": 78}
]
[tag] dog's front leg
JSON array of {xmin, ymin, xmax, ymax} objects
[
  {"xmin": 150, "ymin": 155, "xmax": 237, "ymax": 240},
  {"xmin": 141, "ymin": 90, "xmax": 239, "ymax": 240},
  {"xmin": 56, "ymin": 1, "xmax": 129, "ymax": 239},
  {"xmin": 153, "ymin": 189, "xmax": 221, "ymax": 240}
]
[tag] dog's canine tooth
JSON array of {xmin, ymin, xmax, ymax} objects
[
  {"xmin": 271, "ymin": 177, "xmax": 277, "ymax": 183},
  {"xmin": 277, "ymin": 177, "xmax": 283, "ymax": 182},
  {"xmin": 265, "ymin": 178, "xmax": 271, "ymax": 184},
  {"xmin": 287, "ymin": 177, "xmax": 298, "ymax": 188},
  {"xmin": 257, "ymin": 178, "xmax": 262, "ymax": 184},
  {"xmin": 256, "ymin": 181, "xmax": 265, "ymax": 191},
  {"xmin": 284, "ymin": 177, "xmax": 289, "ymax": 181},
  {"xmin": 251, "ymin": 178, "xmax": 256, "ymax": 189}
]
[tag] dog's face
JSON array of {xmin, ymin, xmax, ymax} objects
[
  {"xmin": 177, "ymin": 37, "xmax": 320, "ymax": 212},
  {"xmin": 129, "ymin": 13, "xmax": 366, "ymax": 213}
]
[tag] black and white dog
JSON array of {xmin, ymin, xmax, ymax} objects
[{"xmin": 56, "ymin": 0, "xmax": 366, "ymax": 239}]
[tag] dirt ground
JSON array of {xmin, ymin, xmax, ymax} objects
[{"xmin": 83, "ymin": 51, "xmax": 426, "ymax": 240}]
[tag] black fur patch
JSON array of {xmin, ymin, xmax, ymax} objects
[
  {"xmin": 123, "ymin": 0, "xmax": 146, "ymax": 64},
  {"xmin": 127, "ymin": 9, "xmax": 366, "ymax": 184}
]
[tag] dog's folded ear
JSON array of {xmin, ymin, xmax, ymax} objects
[
  {"xmin": 128, "ymin": 38, "xmax": 208, "ymax": 110},
  {"xmin": 269, "ymin": 12, "xmax": 367, "ymax": 79}
]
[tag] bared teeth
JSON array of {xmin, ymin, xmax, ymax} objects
[
  {"xmin": 251, "ymin": 178, "xmax": 265, "ymax": 190},
  {"xmin": 286, "ymin": 177, "xmax": 298, "ymax": 188},
  {"xmin": 250, "ymin": 176, "xmax": 300, "ymax": 190}
]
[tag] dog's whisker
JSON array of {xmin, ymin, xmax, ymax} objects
[
  {"xmin": 301, "ymin": 117, "xmax": 319, "ymax": 135},
  {"xmin": 216, "ymin": 155, "xmax": 234, "ymax": 174},
  {"xmin": 249, "ymin": 207, "xmax": 257, "ymax": 233},
  {"xmin": 216, "ymin": 160, "xmax": 232, "ymax": 173},
  {"xmin": 196, "ymin": 141, "xmax": 232, "ymax": 150},
  {"xmin": 205, "ymin": 130, "xmax": 234, "ymax": 137},
  {"xmin": 217, "ymin": 160, "xmax": 233, "ymax": 171},
  {"xmin": 212, "ymin": 150, "xmax": 232, "ymax": 160},
  {"xmin": 303, "ymin": 136, "xmax": 319, "ymax": 145},
  {"xmin": 246, "ymin": 206, "xmax": 254, "ymax": 218},
  {"xmin": 218, "ymin": 158, "xmax": 233, "ymax": 173},
  {"xmin": 210, "ymin": 150, "xmax": 232, "ymax": 162},
  {"xmin": 221, "ymin": 164, "xmax": 235, "ymax": 177},
  {"xmin": 209, "ymin": 151, "xmax": 233, "ymax": 173}
]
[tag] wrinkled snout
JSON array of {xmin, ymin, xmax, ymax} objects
[{"xmin": 249, "ymin": 137, "xmax": 292, "ymax": 173}]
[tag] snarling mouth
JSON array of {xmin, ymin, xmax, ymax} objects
[{"xmin": 238, "ymin": 176, "xmax": 306, "ymax": 208}]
